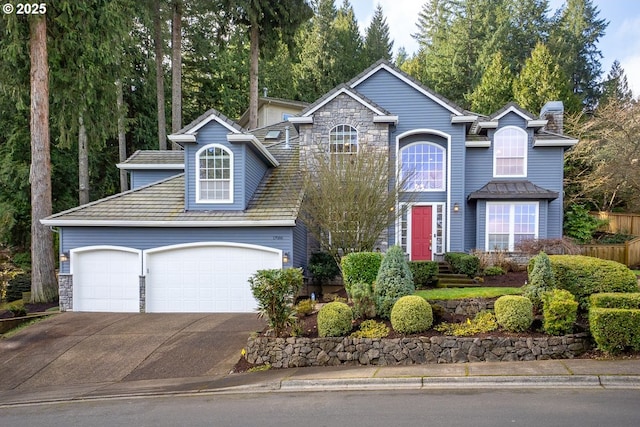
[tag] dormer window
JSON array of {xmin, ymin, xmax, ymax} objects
[
  {"xmin": 329, "ymin": 124, "xmax": 358, "ymax": 154},
  {"xmin": 494, "ymin": 126, "xmax": 527, "ymax": 177},
  {"xmin": 196, "ymin": 144, "xmax": 233, "ymax": 203}
]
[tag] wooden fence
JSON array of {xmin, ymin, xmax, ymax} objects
[
  {"xmin": 580, "ymin": 236, "xmax": 640, "ymax": 267},
  {"xmin": 592, "ymin": 211, "xmax": 640, "ymax": 235}
]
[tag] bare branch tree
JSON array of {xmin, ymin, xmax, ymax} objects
[
  {"xmin": 565, "ymin": 99, "xmax": 640, "ymax": 212},
  {"xmin": 300, "ymin": 143, "xmax": 412, "ymax": 266}
]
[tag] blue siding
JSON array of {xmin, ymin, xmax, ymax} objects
[
  {"xmin": 184, "ymin": 122, "xmax": 245, "ymax": 211},
  {"xmin": 464, "ymin": 111, "xmax": 565, "ymax": 251},
  {"xmin": 59, "ymin": 226, "xmax": 295, "ymax": 274},
  {"xmin": 292, "ymin": 220, "xmax": 308, "ymax": 270},
  {"xmin": 130, "ymin": 170, "xmax": 182, "ymax": 189},
  {"xmin": 354, "ymin": 68, "xmax": 467, "ymax": 251},
  {"xmin": 244, "ymin": 146, "xmax": 268, "ymax": 206}
]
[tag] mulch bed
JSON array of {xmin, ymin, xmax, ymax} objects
[{"xmin": 0, "ymin": 302, "xmax": 59, "ymax": 319}]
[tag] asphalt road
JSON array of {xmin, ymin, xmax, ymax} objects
[{"xmin": 1, "ymin": 389, "xmax": 639, "ymax": 427}]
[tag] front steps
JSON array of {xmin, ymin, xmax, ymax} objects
[{"xmin": 436, "ymin": 262, "xmax": 478, "ymax": 287}]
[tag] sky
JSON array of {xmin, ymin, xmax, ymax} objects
[{"xmin": 350, "ymin": 0, "xmax": 640, "ymax": 97}]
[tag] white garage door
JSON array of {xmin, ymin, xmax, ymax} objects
[
  {"xmin": 71, "ymin": 246, "xmax": 142, "ymax": 312},
  {"xmin": 144, "ymin": 242, "xmax": 282, "ymax": 313}
]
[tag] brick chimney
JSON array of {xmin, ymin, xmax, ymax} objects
[{"xmin": 540, "ymin": 101, "xmax": 564, "ymax": 134}]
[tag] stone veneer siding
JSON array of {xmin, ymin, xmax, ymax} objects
[
  {"xmin": 139, "ymin": 275, "xmax": 146, "ymax": 313},
  {"xmin": 58, "ymin": 274, "xmax": 73, "ymax": 311},
  {"xmin": 246, "ymin": 333, "xmax": 591, "ymax": 368}
]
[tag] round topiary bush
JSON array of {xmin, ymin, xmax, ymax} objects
[
  {"xmin": 390, "ymin": 295, "xmax": 433, "ymax": 334},
  {"xmin": 317, "ymin": 301, "xmax": 353, "ymax": 337},
  {"xmin": 494, "ymin": 295, "xmax": 533, "ymax": 332}
]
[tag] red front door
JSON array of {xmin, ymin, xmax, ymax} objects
[{"xmin": 411, "ymin": 206, "xmax": 433, "ymax": 261}]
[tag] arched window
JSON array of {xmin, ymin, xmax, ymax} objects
[
  {"xmin": 400, "ymin": 142, "xmax": 446, "ymax": 191},
  {"xmin": 196, "ymin": 144, "xmax": 233, "ymax": 203},
  {"xmin": 494, "ymin": 127, "xmax": 527, "ymax": 177},
  {"xmin": 329, "ymin": 124, "xmax": 358, "ymax": 154}
]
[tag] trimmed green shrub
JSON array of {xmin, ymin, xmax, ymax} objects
[
  {"xmin": 435, "ymin": 310, "xmax": 498, "ymax": 336},
  {"xmin": 494, "ymin": 295, "xmax": 533, "ymax": 332},
  {"xmin": 542, "ymin": 289, "xmax": 578, "ymax": 335},
  {"xmin": 8, "ymin": 302, "xmax": 27, "ymax": 317},
  {"xmin": 589, "ymin": 307, "xmax": 640, "ymax": 353},
  {"xmin": 374, "ymin": 246, "xmax": 415, "ymax": 319},
  {"xmin": 523, "ymin": 252, "xmax": 556, "ymax": 310},
  {"xmin": 317, "ymin": 301, "xmax": 353, "ymax": 337},
  {"xmin": 444, "ymin": 252, "xmax": 480, "ymax": 277},
  {"xmin": 308, "ymin": 252, "xmax": 340, "ymax": 285},
  {"xmin": 341, "ymin": 252, "xmax": 383, "ymax": 296},
  {"xmin": 5, "ymin": 273, "xmax": 31, "ymax": 302},
  {"xmin": 350, "ymin": 319, "xmax": 390, "ymax": 338},
  {"xmin": 295, "ymin": 299, "xmax": 315, "ymax": 316},
  {"xmin": 390, "ymin": 295, "xmax": 433, "ymax": 334},
  {"xmin": 249, "ymin": 268, "xmax": 303, "ymax": 337},
  {"xmin": 590, "ymin": 292, "xmax": 640, "ymax": 309},
  {"xmin": 483, "ymin": 266, "xmax": 505, "ymax": 276},
  {"xmin": 409, "ymin": 260, "xmax": 439, "ymax": 288},
  {"xmin": 536, "ymin": 255, "xmax": 638, "ymax": 310},
  {"xmin": 350, "ymin": 281, "xmax": 376, "ymax": 319}
]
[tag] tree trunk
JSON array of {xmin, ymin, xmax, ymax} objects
[
  {"xmin": 153, "ymin": 0, "xmax": 167, "ymax": 150},
  {"xmin": 29, "ymin": 16, "xmax": 57, "ymax": 303},
  {"xmin": 116, "ymin": 79, "xmax": 128, "ymax": 193},
  {"xmin": 78, "ymin": 113, "xmax": 89, "ymax": 205},
  {"xmin": 248, "ymin": 23, "xmax": 259, "ymax": 130},
  {"xmin": 171, "ymin": 0, "xmax": 182, "ymax": 149}
]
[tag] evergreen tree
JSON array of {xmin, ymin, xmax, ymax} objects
[
  {"xmin": 333, "ymin": 0, "xmax": 366, "ymax": 80},
  {"xmin": 363, "ymin": 3, "xmax": 393, "ymax": 64},
  {"xmin": 549, "ymin": 0, "xmax": 608, "ymax": 111},
  {"xmin": 410, "ymin": 0, "xmax": 500, "ymax": 107},
  {"xmin": 29, "ymin": 14, "xmax": 57, "ymax": 302},
  {"xmin": 467, "ymin": 51, "xmax": 514, "ymax": 114},
  {"xmin": 482, "ymin": 0, "xmax": 549, "ymax": 74},
  {"xmin": 513, "ymin": 42, "xmax": 575, "ymax": 115},
  {"xmin": 294, "ymin": 0, "xmax": 338, "ymax": 101},
  {"xmin": 600, "ymin": 60, "xmax": 634, "ymax": 106},
  {"xmin": 224, "ymin": 0, "xmax": 312, "ymax": 129}
]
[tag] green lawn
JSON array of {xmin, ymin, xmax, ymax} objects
[{"xmin": 416, "ymin": 287, "xmax": 523, "ymax": 300}]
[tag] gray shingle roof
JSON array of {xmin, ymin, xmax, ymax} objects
[
  {"xmin": 43, "ymin": 139, "xmax": 302, "ymax": 226},
  {"xmin": 468, "ymin": 181, "xmax": 559, "ymax": 200},
  {"xmin": 175, "ymin": 108, "xmax": 246, "ymax": 135},
  {"xmin": 117, "ymin": 150, "xmax": 184, "ymax": 168},
  {"xmin": 297, "ymin": 83, "xmax": 393, "ymax": 117}
]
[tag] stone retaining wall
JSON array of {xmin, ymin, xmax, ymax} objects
[
  {"xmin": 429, "ymin": 298, "xmax": 495, "ymax": 317},
  {"xmin": 246, "ymin": 333, "xmax": 591, "ymax": 368}
]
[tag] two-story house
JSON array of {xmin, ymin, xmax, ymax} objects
[{"xmin": 42, "ymin": 60, "xmax": 577, "ymax": 313}]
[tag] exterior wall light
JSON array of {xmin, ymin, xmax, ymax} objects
[
  {"xmin": 283, "ymin": 252, "xmax": 290, "ymax": 264},
  {"xmin": 453, "ymin": 203, "xmax": 460, "ymax": 213},
  {"xmin": 60, "ymin": 251, "xmax": 70, "ymax": 262}
]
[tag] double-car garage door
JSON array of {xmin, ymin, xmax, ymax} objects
[{"xmin": 70, "ymin": 243, "xmax": 282, "ymax": 313}]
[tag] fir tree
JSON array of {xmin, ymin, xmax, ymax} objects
[{"xmin": 363, "ymin": 3, "xmax": 393, "ymax": 63}]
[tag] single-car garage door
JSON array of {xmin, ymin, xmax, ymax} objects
[
  {"xmin": 144, "ymin": 242, "xmax": 282, "ymax": 313},
  {"xmin": 71, "ymin": 246, "xmax": 142, "ymax": 312}
]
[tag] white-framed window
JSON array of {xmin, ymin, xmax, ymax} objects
[
  {"xmin": 329, "ymin": 124, "xmax": 358, "ymax": 154},
  {"xmin": 493, "ymin": 126, "xmax": 528, "ymax": 177},
  {"xmin": 196, "ymin": 144, "xmax": 233, "ymax": 203},
  {"xmin": 400, "ymin": 142, "xmax": 445, "ymax": 191},
  {"xmin": 486, "ymin": 201, "xmax": 538, "ymax": 251}
]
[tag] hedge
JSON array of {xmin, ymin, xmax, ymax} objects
[
  {"xmin": 590, "ymin": 293, "xmax": 640, "ymax": 310},
  {"xmin": 529, "ymin": 255, "xmax": 638, "ymax": 309},
  {"xmin": 408, "ymin": 260, "xmax": 439, "ymax": 289},
  {"xmin": 341, "ymin": 252, "xmax": 383, "ymax": 296},
  {"xmin": 444, "ymin": 252, "xmax": 479, "ymax": 277},
  {"xmin": 589, "ymin": 307, "xmax": 640, "ymax": 353}
]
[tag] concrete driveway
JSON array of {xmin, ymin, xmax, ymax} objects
[{"xmin": 0, "ymin": 312, "xmax": 265, "ymax": 394}]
